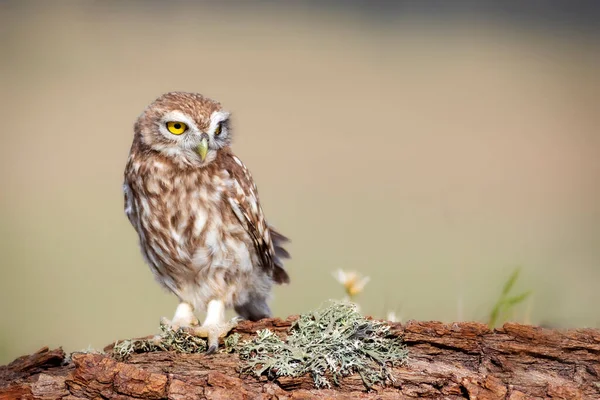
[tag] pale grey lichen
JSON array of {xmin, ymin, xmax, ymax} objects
[
  {"xmin": 111, "ymin": 302, "xmax": 408, "ymax": 389},
  {"xmin": 237, "ymin": 301, "xmax": 408, "ymax": 389}
]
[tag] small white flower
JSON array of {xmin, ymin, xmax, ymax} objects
[{"xmin": 332, "ymin": 269, "xmax": 370, "ymax": 298}]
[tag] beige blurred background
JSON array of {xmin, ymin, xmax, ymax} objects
[{"xmin": 1, "ymin": 1, "xmax": 599, "ymax": 364}]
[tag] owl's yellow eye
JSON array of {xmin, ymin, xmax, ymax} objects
[
  {"xmin": 214, "ymin": 122, "xmax": 222, "ymax": 136},
  {"xmin": 166, "ymin": 121, "xmax": 188, "ymax": 135}
]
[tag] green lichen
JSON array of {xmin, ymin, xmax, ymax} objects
[
  {"xmin": 224, "ymin": 332, "xmax": 241, "ymax": 353},
  {"xmin": 112, "ymin": 323, "xmax": 207, "ymax": 361},
  {"xmin": 237, "ymin": 301, "xmax": 408, "ymax": 389}
]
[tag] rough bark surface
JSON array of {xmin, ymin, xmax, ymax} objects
[{"xmin": 1, "ymin": 318, "xmax": 599, "ymax": 399}]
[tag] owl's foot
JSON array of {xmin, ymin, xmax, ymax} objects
[
  {"xmin": 160, "ymin": 302, "xmax": 199, "ymax": 330},
  {"xmin": 184, "ymin": 299, "xmax": 237, "ymax": 354},
  {"xmin": 191, "ymin": 317, "xmax": 240, "ymax": 354}
]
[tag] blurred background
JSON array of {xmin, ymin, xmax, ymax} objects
[{"xmin": 1, "ymin": 0, "xmax": 599, "ymax": 364}]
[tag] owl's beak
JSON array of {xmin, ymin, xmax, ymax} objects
[{"xmin": 196, "ymin": 137, "xmax": 209, "ymax": 161}]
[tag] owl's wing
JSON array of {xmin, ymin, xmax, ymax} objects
[{"xmin": 225, "ymin": 154, "xmax": 290, "ymax": 284}]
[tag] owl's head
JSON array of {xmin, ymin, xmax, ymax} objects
[{"xmin": 134, "ymin": 92, "xmax": 231, "ymax": 167}]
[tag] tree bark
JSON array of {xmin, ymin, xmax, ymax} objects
[{"xmin": 1, "ymin": 318, "xmax": 599, "ymax": 399}]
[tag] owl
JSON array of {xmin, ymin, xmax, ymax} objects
[{"xmin": 123, "ymin": 92, "xmax": 290, "ymax": 353}]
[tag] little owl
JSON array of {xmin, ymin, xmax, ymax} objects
[{"xmin": 123, "ymin": 92, "xmax": 290, "ymax": 353}]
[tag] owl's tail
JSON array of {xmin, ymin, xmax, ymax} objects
[{"xmin": 269, "ymin": 226, "xmax": 291, "ymax": 284}]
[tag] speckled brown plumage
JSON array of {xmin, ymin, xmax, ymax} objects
[{"xmin": 123, "ymin": 92, "xmax": 290, "ymax": 350}]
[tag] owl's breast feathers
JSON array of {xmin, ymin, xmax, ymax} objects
[{"xmin": 123, "ymin": 148, "xmax": 290, "ymax": 288}]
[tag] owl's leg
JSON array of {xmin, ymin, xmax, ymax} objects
[
  {"xmin": 160, "ymin": 302, "xmax": 199, "ymax": 330},
  {"xmin": 191, "ymin": 299, "xmax": 239, "ymax": 354}
]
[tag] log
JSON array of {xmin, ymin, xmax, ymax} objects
[{"xmin": 1, "ymin": 318, "xmax": 599, "ymax": 399}]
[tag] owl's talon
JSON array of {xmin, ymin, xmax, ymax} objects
[{"xmin": 206, "ymin": 344, "xmax": 218, "ymax": 354}]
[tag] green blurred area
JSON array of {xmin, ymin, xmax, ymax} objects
[{"xmin": 0, "ymin": 2, "xmax": 599, "ymax": 364}]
